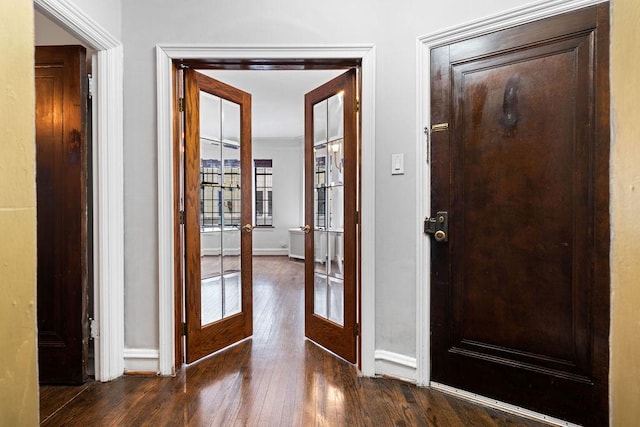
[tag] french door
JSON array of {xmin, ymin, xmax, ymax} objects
[
  {"xmin": 183, "ymin": 69, "xmax": 253, "ymax": 363},
  {"xmin": 304, "ymin": 69, "xmax": 359, "ymax": 363}
]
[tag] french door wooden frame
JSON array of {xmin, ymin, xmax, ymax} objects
[{"xmin": 172, "ymin": 59, "xmax": 363, "ymax": 368}]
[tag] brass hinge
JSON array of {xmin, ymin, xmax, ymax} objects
[
  {"xmin": 87, "ymin": 74, "xmax": 94, "ymax": 99},
  {"xmin": 181, "ymin": 322, "xmax": 187, "ymax": 336},
  {"xmin": 179, "ymin": 98, "xmax": 185, "ymax": 112},
  {"xmin": 354, "ymin": 323, "xmax": 360, "ymax": 337},
  {"xmin": 355, "ymin": 211, "xmax": 359, "ymax": 224},
  {"xmin": 355, "ymin": 98, "xmax": 360, "ymax": 112},
  {"xmin": 179, "ymin": 210, "xmax": 185, "ymax": 224},
  {"xmin": 89, "ymin": 318, "xmax": 98, "ymax": 339}
]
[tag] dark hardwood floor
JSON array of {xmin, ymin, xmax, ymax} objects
[{"xmin": 40, "ymin": 256, "xmax": 549, "ymax": 426}]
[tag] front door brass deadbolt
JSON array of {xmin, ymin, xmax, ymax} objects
[{"xmin": 425, "ymin": 211, "xmax": 448, "ymax": 242}]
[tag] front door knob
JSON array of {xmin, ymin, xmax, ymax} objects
[{"xmin": 434, "ymin": 230, "xmax": 447, "ymax": 242}]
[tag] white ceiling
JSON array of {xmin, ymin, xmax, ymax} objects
[{"xmin": 201, "ymin": 69, "xmax": 344, "ymax": 140}]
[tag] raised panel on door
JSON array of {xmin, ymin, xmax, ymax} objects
[
  {"xmin": 35, "ymin": 45, "xmax": 89, "ymax": 384},
  {"xmin": 429, "ymin": 5, "xmax": 610, "ymax": 425},
  {"xmin": 304, "ymin": 69, "xmax": 358, "ymax": 363},
  {"xmin": 184, "ymin": 69, "xmax": 253, "ymax": 363}
]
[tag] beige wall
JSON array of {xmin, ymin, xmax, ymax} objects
[
  {"xmin": 610, "ymin": 0, "xmax": 640, "ymax": 424},
  {"xmin": 0, "ymin": 0, "xmax": 38, "ymax": 425}
]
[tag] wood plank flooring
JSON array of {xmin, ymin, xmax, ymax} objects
[{"xmin": 40, "ymin": 256, "xmax": 549, "ymax": 426}]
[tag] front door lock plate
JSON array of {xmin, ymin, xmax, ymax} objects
[{"xmin": 424, "ymin": 211, "xmax": 448, "ymax": 242}]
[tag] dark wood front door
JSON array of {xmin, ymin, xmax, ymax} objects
[
  {"xmin": 429, "ymin": 4, "xmax": 610, "ymax": 425},
  {"xmin": 35, "ymin": 45, "xmax": 89, "ymax": 384},
  {"xmin": 304, "ymin": 69, "xmax": 359, "ymax": 363},
  {"xmin": 183, "ymin": 69, "xmax": 253, "ymax": 363}
]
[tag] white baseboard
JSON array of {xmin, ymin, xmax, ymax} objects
[
  {"xmin": 430, "ymin": 382, "xmax": 579, "ymax": 427},
  {"xmin": 253, "ymin": 248, "xmax": 289, "ymax": 256},
  {"xmin": 123, "ymin": 348, "xmax": 160, "ymax": 374},
  {"xmin": 202, "ymin": 249, "xmax": 241, "ymax": 256},
  {"xmin": 202, "ymin": 248, "xmax": 288, "ymax": 256},
  {"xmin": 374, "ymin": 350, "xmax": 417, "ymax": 383}
]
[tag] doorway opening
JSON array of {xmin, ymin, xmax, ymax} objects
[
  {"xmin": 34, "ymin": 9, "xmax": 97, "ymax": 384},
  {"xmin": 34, "ymin": 0, "xmax": 125, "ymax": 383},
  {"xmin": 157, "ymin": 45, "xmax": 376, "ymax": 377},
  {"xmin": 173, "ymin": 63, "xmax": 362, "ymax": 368}
]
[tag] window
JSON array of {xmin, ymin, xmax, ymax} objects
[
  {"xmin": 200, "ymin": 151, "xmax": 241, "ymax": 229},
  {"xmin": 315, "ymin": 155, "xmax": 326, "ymax": 228},
  {"xmin": 200, "ymin": 158, "xmax": 221, "ymax": 228},
  {"xmin": 254, "ymin": 159, "xmax": 273, "ymax": 226}
]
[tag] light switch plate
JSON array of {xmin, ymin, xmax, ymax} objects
[{"xmin": 392, "ymin": 153, "xmax": 404, "ymax": 175}]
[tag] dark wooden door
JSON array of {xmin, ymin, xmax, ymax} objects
[
  {"xmin": 35, "ymin": 45, "xmax": 89, "ymax": 384},
  {"xmin": 304, "ymin": 69, "xmax": 358, "ymax": 363},
  {"xmin": 429, "ymin": 5, "xmax": 610, "ymax": 425},
  {"xmin": 184, "ymin": 69, "xmax": 253, "ymax": 363}
]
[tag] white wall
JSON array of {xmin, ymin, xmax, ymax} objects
[
  {"xmin": 34, "ymin": 9, "xmax": 85, "ymax": 45},
  {"xmin": 252, "ymin": 138, "xmax": 304, "ymax": 255},
  {"xmin": 66, "ymin": 0, "xmax": 121, "ymax": 40},
  {"xmin": 121, "ymin": 0, "xmax": 540, "ymax": 356}
]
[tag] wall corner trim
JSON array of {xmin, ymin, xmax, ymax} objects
[
  {"xmin": 374, "ymin": 350, "xmax": 417, "ymax": 383},
  {"xmin": 123, "ymin": 348, "xmax": 160, "ymax": 374}
]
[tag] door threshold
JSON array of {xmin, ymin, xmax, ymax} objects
[{"xmin": 430, "ymin": 382, "xmax": 580, "ymax": 427}]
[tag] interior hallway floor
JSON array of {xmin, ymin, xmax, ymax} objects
[{"xmin": 40, "ymin": 256, "xmax": 549, "ymax": 426}]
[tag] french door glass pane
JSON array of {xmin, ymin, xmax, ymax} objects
[
  {"xmin": 328, "ymin": 186, "xmax": 344, "ymax": 231},
  {"xmin": 200, "ymin": 92, "xmax": 221, "ymax": 141},
  {"xmin": 223, "ymin": 229, "xmax": 241, "ymax": 273},
  {"xmin": 201, "ymin": 276, "xmax": 222, "ymax": 325},
  {"xmin": 328, "ymin": 277, "xmax": 344, "ymax": 325},
  {"xmin": 314, "ymin": 145, "xmax": 327, "ymax": 186},
  {"xmin": 328, "ymin": 231, "xmax": 343, "ymax": 279},
  {"xmin": 314, "ymin": 273, "xmax": 328, "ymax": 318},
  {"xmin": 200, "ymin": 91, "xmax": 243, "ymax": 327},
  {"xmin": 328, "ymin": 139, "xmax": 344, "ymax": 185},
  {"xmin": 313, "ymin": 100, "xmax": 327, "ymax": 145},
  {"xmin": 222, "ymin": 99, "xmax": 240, "ymax": 143},
  {"xmin": 314, "ymin": 230, "xmax": 327, "ymax": 275},
  {"xmin": 327, "ymin": 92, "xmax": 344, "ymax": 142},
  {"xmin": 223, "ymin": 144, "xmax": 241, "ymax": 227},
  {"xmin": 224, "ymin": 272, "xmax": 241, "ymax": 317},
  {"xmin": 314, "ymin": 188, "xmax": 326, "ymax": 229},
  {"xmin": 200, "ymin": 139, "xmax": 221, "ymax": 230}
]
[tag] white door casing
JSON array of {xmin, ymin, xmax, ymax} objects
[
  {"xmin": 34, "ymin": 0, "xmax": 125, "ymax": 382},
  {"xmin": 156, "ymin": 45, "xmax": 376, "ymax": 376}
]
